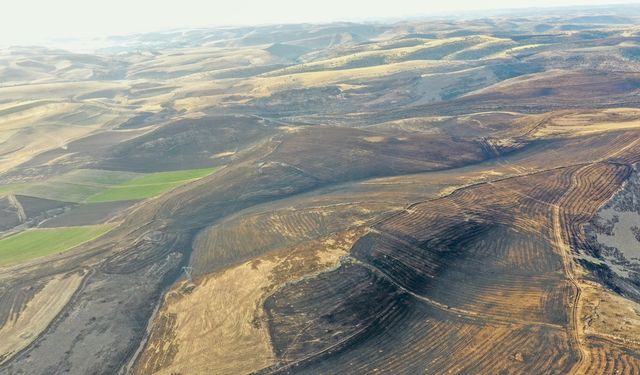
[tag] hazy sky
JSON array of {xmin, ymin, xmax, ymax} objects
[{"xmin": 2, "ymin": 0, "xmax": 639, "ymax": 46}]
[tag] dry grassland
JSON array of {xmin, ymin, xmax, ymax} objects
[{"xmin": 135, "ymin": 229, "xmax": 365, "ymax": 375}]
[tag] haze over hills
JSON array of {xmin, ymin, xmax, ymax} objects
[{"xmin": 1, "ymin": 4, "xmax": 640, "ymax": 375}]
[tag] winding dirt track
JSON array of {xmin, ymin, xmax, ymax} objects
[
  {"xmin": 552, "ymin": 201, "xmax": 588, "ymax": 373},
  {"xmin": 7, "ymin": 195, "xmax": 26, "ymax": 223}
]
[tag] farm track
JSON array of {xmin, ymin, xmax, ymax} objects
[
  {"xmin": 554, "ymin": 196, "xmax": 588, "ymax": 372},
  {"xmin": 4, "ymin": 21, "xmax": 640, "ymax": 374},
  {"xmin": 552, "ymin": 162, "xmax": 638, "ymax": 374},
  {"xmin": 6, "ymin": 195, "xmax": 26, "ymax": 224},
  {"xmin": 260, "ymin": 153, "xmax": 637, "ymax": 374},
  {"xmin": 1, "ymin": 138, "xmax": 636, "ymax": 375}
]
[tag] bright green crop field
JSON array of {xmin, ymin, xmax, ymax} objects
[
  {"xmin": 85, "ymin": 167, "xmax": 220, "ymax": 202},
  {"xmin": 0, "ymin": 224, "xmax": 115, "ymax": 266},
  {"xmin": 0, "ymin": 166, "xmax": 222, "ymax": 203}
]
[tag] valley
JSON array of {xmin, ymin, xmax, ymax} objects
[{"xmin": 0, "ymin": 7, "xmax": 640, "ymax": 374}]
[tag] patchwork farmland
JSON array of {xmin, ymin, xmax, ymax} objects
[{"xmin": 1, "ymin": 7, "xmax": 640, "ymax": 375}]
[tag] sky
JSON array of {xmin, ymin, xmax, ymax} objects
[{"xmin": 2, "ymin": 0, "xmax": 639, "ymax": 46}]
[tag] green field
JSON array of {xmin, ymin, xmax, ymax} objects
[
  {"xmin": 59, "ymin": 169, "xmax": 141, "ymax": 186},
  {"xmin": 0, "ymin": 167, "xmax": 221, "ymax": 203},
  {"xmin": 85, "ymin": 167, "xmax": 220, "ymax": 202},
  {"xmin": 0, "ymin": 224, "xmax": 115, "ymax": 266},
  {"xmin": 20, "ymin": 182, "xmax": 106, "ymax": 203},
  {"xmin": 16, "ymin": 169, "xmax": 141, "ymax": 202},
  {"xmin": 0, "ymin": 183, "xmax": 28, "ymax": 195}
]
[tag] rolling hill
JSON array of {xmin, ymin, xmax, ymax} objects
[{"xmin": 1, "ymin": 6, "xmax": 640, "ymax": 375}]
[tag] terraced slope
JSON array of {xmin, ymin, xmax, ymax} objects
[
  {"xmin": 2, "ymin": 10, "xmax": 640, "ymax": 375},
  {"xmin": 257, "ymin": 163, "xmax": 629, "ymax": 374}
]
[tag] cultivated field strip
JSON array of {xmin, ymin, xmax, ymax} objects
[
  {"xmin": 263, "ymin": 263, "xmax": 412, "ymax": 365},
  {"xmin": 577, "ymin": 337, "xmax": 640, "ymax": 374},
  {"xmin": 192, "ymin": 202, "xmax": 389, "ymax": 275},
  {"xmin": 463, "ymin": 226, "xmax": 563, "ymax": 273},
  {"xmin": 558, "ymin": 163, "xmax": 633, "ymax": 253},
  {"xmin": 271, "ymin": 291, "xmax": 576, "ymax": 374},
  {"xmin": 4, "ymin": 20, "xmax": 640, "ymax": 374}
]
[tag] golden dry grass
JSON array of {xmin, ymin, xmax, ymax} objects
[
  {"xmin": 533, "ymin": 109, "xmax": 640, "ymax": 137},
  {"xmin": 265, "ymin": 35, "xmax": 509, "ymax": 77},
  {"xmin": 0, "ymin": 100, "xmax": 128, "ymax": 173},
  {"xmin": 145, "ymin": 260, "xmax": 278, "ymax": 375},
  {"xmin": 265, "ymin": 37, "xmax": 467, "ymax": 74},
  {"xmin": 246, "ymin": 60, "xmax": 449, "ymax": 97},
  {"xmin": 135, "ymin": 229, "xmax": 365, "ymax": 375},
  {"xmin": 488, "ymin": 44, "xmax": 546, "ymax": 59},
  {"xmin": 127, "ymin": 46, "xmax": 277, "ymax": 79}
]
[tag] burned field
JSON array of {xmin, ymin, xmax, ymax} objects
[
  {"xmin": 2, "ymin": 9, "xmax": 640, "ymax": 375},
  {"xmin": 258, "ymin": 163, "xmax": 631, "ymax": 374}
]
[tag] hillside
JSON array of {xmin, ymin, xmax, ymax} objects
[{"xmin": 1, "ymin": 8, "xmax": 640, "ymax": 375}]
